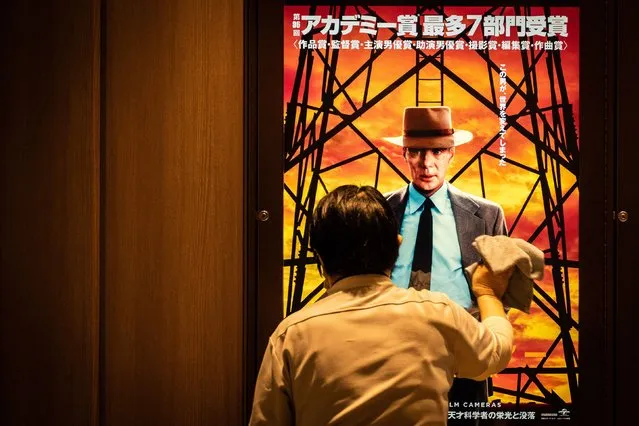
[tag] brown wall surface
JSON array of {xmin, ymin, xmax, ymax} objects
[
  {"xmin": 616, "ymin": 0, "xmax": 639, "ymax": 423},
  {"xmin": 103, "ymin": 0, "xmax": 244, "ymax": 425},
  {"xmin": 0, "ymin": 1, "xmax": 101, "ymax": 425},
  {"xmin": 1, "ymin": 0, "xmax": 244, "ymax": 425}
]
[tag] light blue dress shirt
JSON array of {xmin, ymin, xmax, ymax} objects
[{"xmin": 390, "ymin": 182, "xmax": 472, "ymax": 309}]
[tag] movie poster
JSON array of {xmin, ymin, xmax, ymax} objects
[{"xmin": 282, "ymin": 5, "xmax": 579, "ymax": 422}]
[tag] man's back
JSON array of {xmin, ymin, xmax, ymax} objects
[{"xmin": 250, "ymin": 274, "xmax": 511, "ymax": 426}]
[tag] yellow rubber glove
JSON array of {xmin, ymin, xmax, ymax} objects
[{"xmin": 471, "ymin": 263, "xmax": 515, "ymax": 300}]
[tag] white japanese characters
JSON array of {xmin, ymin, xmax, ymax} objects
[
  {"xmin": 447, "ymin": 410, "xmax": 537, "ymax": 420},
  {"xmin": 294, "ymin": 38, "xmax": 566, "ymax": 51},
  {"xmin": 498, "ymin": 64, "xmax": 507, "ymax": 167},
  {"xmin": 293, "ymin": 14, "xmax": 569, "ymax": 38}
]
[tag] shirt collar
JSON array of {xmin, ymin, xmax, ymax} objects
[
  {"xmin": 429, "ymin": 181, "xmax": 449, "ymax": 214},
  {"xmin": 326, "ymin": 274, "xmax": 394, "ymax": 295},
  {"xmin": 407, "ymin": 181, "xmax": 448, "ymax": 214}
]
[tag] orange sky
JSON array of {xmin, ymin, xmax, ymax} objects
[{"xmin": 283, "ymin": 5, "xmax": 579, "ymax": 406}]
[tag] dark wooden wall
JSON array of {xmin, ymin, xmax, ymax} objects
[
  {"xmin": 616, "ymin": 0, "xmax": 639, "ymax": 423},
  {"xmin": 0, "ymin": 1, "xmax": 101, "ymax": 425},
  {"xmin": 0, "ymin": 0, "xmax": 244, "ymax": 425},
  {"xmin": 103, "ymin": 0, "xmax": 244, "ymax": 424}
]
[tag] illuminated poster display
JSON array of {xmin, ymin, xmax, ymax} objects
[{"xmin": 282, "ymin": 5, "xmax": 579, "ymax": 422}]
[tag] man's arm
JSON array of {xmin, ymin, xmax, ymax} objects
[
  {"xmin": 477, "ymin": 294, "xmax": 507, "ymax": 321},
  {"xmin": 450, "ymin": 297, "xmax": 513, "ymax": 381},
  {"xmin": 249, "ymin": 337, "xmax": 294, "ymax": 426}
]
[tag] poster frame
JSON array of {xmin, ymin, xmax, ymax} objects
[{"xmin": 244, "ymin": 1, "xmax": 614, "ymax": 424}]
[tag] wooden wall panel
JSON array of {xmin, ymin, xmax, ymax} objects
[
  {"xmin": 104, "ymin": 0, "xmax": 244, "ymax": 424},
  {"xmin": 577, "ymin": 1, "xmax": 615, "ymax": 424},
  {"xmin": 616, "ymin": 0, "xmax": 639, "ymax": 422},
  {"xmin": 0, "ymin": 1, "xmax": 101, "ymax": 425}
]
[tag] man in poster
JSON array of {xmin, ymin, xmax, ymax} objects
[{"xmin": 384, "ymin": 106, "xmax": 507, "ymax": 417}]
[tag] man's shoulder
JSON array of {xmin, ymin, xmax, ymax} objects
[
  {"xmin": 383, "ymin": 185, "xmax": 407, "ymax": 202},
  {"xmin": 268, "ymin": 286, "xmax": 467, "ymax": 353},
  {"xmin": 448, "ymin": 184, "xmax": 503, "ymax": 212},
  {"xmin": 270, "ymin": 283, "xmax": 457, "ymax": 338},
  {"xmin": 271, "ymin": 304, "xmax": 322, "ymax": 339},
  {"xmin": 269, "ymin": 293, "xmax": 348, "ymax": 340},
  {"xmin": 410, "ymin": 288, "xmax": 456, "ymax": 306}
]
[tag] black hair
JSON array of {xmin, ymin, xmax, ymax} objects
[{"xmin": 309, "ymin": 185, "xmax": 399, "ymax": 278}]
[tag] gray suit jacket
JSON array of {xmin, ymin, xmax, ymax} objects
[{"xmin": 385, "ymin": 183, "xmax": 507, "ymax": 272}]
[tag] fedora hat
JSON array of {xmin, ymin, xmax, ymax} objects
[{"xmin": 383, "ymin": 106, "xmax": 473, "ymax": 148}]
